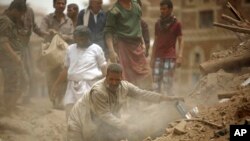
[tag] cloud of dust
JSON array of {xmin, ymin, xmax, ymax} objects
[{"xmin": 114, "ymin": 99, "xmax": 183, "ymax": 140}]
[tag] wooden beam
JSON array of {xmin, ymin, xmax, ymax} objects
[{"xmin": 213, "ymin": 22, "xmax": 250, "ymax": 34}]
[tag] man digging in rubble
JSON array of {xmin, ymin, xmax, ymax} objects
[
  {"xmin": 51, "ymin": 26, "xmax": 107, "ymax": 120},
  {"xmin": 67, "ymin": 63, "xmax": 184, "ymax": 141},
  {"xmin": 0, "ymin": 0, "xmax": 27, "ymax": 113}
]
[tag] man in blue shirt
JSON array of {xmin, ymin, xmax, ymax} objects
[{"xmin": 77, "ymin": 0, "xmax": 107, "ymax": 59}]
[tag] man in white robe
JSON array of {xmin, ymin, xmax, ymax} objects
[{"xmin": 51, "ymin": 26, "xmax": 107, "ymax": 119}]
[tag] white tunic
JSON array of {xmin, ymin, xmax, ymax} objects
[{"xmin": 64, "ymin": 43, "xmax": 106, "ymax": 105}]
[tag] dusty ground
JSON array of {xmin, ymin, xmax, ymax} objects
[
  {"xmin": 142, "ymin": 39, "xmax": 250, "ymax": 141},
  {"xmin": 0, "ymin": 39, "xmax": 250, "ymax": 141},
  {"xmin": 1, "ymin": 71, "xmax": 249, "ymax": 141},
  {"xmin": 0, "ymin": 96, "xmax": 66, "ymax": 141},
  {"xmin": 147, "ymin": 90, "xmax": 250, "ymax": 141}
]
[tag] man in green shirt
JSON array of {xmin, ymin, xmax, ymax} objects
[{"xmin": 104, "ymin": 0, "xmax": 152, "ymax": 90}]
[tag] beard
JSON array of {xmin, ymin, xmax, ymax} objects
[
  {"xmin": 106, "ymin": 84, "xmax": 119, "ymax": 92},
  {"xmin": 77, "ymin": 42, "xmax": 91, "ymax": 48}
]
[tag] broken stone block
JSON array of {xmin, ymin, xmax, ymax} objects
[{"xmin": 173, "ymin": 120, "xmax": 187, "ymax": 135}]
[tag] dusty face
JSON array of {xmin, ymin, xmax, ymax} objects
[
  {"xmin": 106, "ymin": 72, "xmax": 122, "ymax": 92},
  {"xmin": 160, "ymin": 4, "xmax": 172, "ymax": 18},
  {"xmin": 67, "ymin": 6, "xmax": 77, "ymax": 18},
  {"xmin": 10, "ymin": 9, "xmax": 25, "ymax": 23},
  {"xmin": 54, "ymin": 0, "xmax": 66, "ymax": 13},
  {"xmin": 90, "ymin": 0, "xmax": 102, "ymax": 14},
  {"xmin": 74, "ymin": 35, "xmax": 89, "ymax": 48}
]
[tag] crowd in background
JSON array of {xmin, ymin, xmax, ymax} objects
[{"xmin": 0, "ymin": 0, "xmax": 184, "ymax": 140}]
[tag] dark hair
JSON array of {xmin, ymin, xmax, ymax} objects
[
  {"xmin": 13, "ymin": 0, "xmax": 26, "ymax": 3},
  {"xmin": 53, "ymin": 0, "xmax": 67, "ymax": 6},
  {"xmin": 73, "ymin": 25, "xmax": 91, "ymax": 38},
  {"xmin": 67, "ymin": 3, "xmax": 79, "ymax": 13},
  {"xmin": 160, "ymin": 0, "xmax": 173, "ymax": 9},
  {"xmin": 8, "ymin": 0, "xmax": 27, "ymax": 12},
  {"xmin": 107, "ymin": 63, "xmax": 123, "ymax": 75}
]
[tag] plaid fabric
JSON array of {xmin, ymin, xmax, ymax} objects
[{"xmin": 152, "ymin": 58, "xmax": 176, "ymax": 95}]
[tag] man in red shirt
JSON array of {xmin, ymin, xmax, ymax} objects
[{"xmin": 150, "ymin": 0, "xmax": 183, "ymax": 95}]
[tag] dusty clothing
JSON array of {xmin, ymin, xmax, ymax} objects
[
  {"xmin": 64, "ymin": 43, "xmax": 106, "ymax": 106},
  {"xmin": 141, "ymin": 19, "xmax": 150, "ymax": 55},
  {"xmin": 152, "ymin": 15, "xmax": 182, "ymax": 95},
  {"xmin": 154, "ymin": 16, "xmax": 182, "ymax": 59},
  {"xmin": 116, "ymin": 38, "xmax": 152, "ymax": 89},
  {"xmin": 68, "ymin": 79, "xmax": 163, "ymax": 141},
  {"xmin": 0, "ymin": 15, "xmax": 24, "ymax": 109},
  {"xmin": 153, "ymin": 58, "xmax": 176, "ymax": 95},
  {"xmin": 40, "ymin": 12, "xmax": 74, "ymax": 107},
  {"xmin": 40, "ymin": 12, "xmax": 74, "ymax": 43},
  {"xmin": 104, "ymin": 1, "xmax": 152, "ymax": 89},
  {"xmin": 17, "ymin": 7, "xmax": 44, "ymax": 45},
  {"xmin": 77, "ymin": 9, "xmax": 107, "ymax": 57},
  {"xmin": 0, "ymin": 15, "xmax": 23, "ymax": 52},
  {"xmin": 17, "ymin": 7, "xmax": 45, "ymax": 101},
  {"xmin": 104, "ymin": 1, "xmax": 142, "ymax": 38}
]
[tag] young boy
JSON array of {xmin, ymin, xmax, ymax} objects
[{"xmin": 151, "ymin": 0, "xmax": 183, "ymax": 95}]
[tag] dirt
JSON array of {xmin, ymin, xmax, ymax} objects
[
  {"xmin": 145, "ymin": 89, "xmax": 250, "ymax": 141},
  {"xmin": 210, "ymin": 39, "xmax": 250, "ymax": 60},
  {"xmin": 0, "ymin": 97, "xmax": 66, "ymax": 141},
  {"xmin": 1, "ymin": 38, "xmax": 250, "ymax": 141},
  {"xmin": 142, "ymin": 40, "xmax": 250, "ymax": 141}
]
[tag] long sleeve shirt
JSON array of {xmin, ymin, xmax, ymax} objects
[
  {"xmin": 104, "ymin": 1, "xmax": 142, "ymax": 39},
  {"xmin": 40, "ymin": 12, "xmax": 74, "ymax": 43},
  {"xmin": 68, "ymin": 78, "xmax": 165, "ymax": 141},
  {"xmin": 77, "ymin": 9, "xmax": 106, "ymax": 44},
  {"xmin": 86, "ymin": 79, "xmax": 163, "ymax": 130}
]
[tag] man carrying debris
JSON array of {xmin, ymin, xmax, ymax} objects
[
  {"xmin": 67, "ymin": 63, "xmax": 184, "ymax": 141},
  {"xmin": 40, "ymin": 0, "xmax": 74, "ymax": 109},
  {"xmin": 0, "ymin": 0, "xmax": 27, "ymax": 112},
  {"xmin": 51, "ymin": 26, "xmax": 107, "ymax": 120}
]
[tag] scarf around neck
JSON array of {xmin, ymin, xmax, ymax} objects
[{"xmin": 160, "ymin": 14, "xmax": 176, "ymax": 30}]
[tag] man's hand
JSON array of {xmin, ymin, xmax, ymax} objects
[
  {"xmin": 49, "ymin": 29, "xmax": 58, "ymax": 36},
  {"xmin": 176, "ymin": 56, "xmax": 182, "ymax": 68},
  {"xmin": 109, "ymin": 51, "xmax": 119, "ymax": 63},
  {"xmin": 14, "ymin": 54, "xmax": 22, "ymax": 66},
  {"xmin": 50, "ymin": 83, "xmax": 59, "ymax": 101}
]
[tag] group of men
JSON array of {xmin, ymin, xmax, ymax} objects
[{"xmin": 0, "ymin": 0, "xmax": 184, "ymax": 140}]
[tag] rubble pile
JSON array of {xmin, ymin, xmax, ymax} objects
[
  {"xmin": 145, "ymin": 5, "xmax": 250, "ymax": 139},
  {"xmin": 210, "ymin": 39, "xmax": 250, "ymax": 60},
  {"xmin": 146, "ymin": 91, "xmax": 249, "ymax": 141},
  {"xmin": 144, "ymin": 43, "xmax": 250, "ymax": 141}
]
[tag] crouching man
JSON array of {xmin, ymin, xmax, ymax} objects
[{"xmin": 67, "ymin": 63, "xmax": 184, "ymax": 141}]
